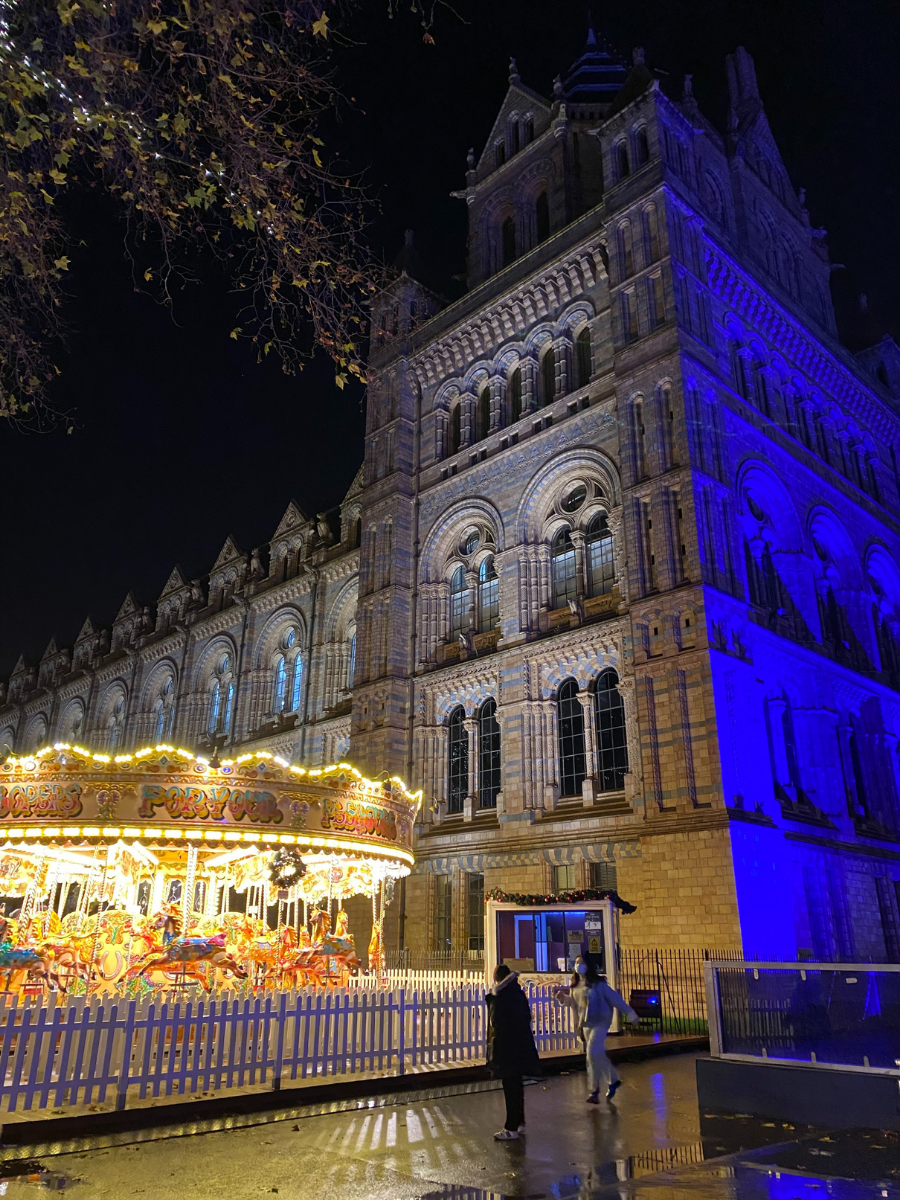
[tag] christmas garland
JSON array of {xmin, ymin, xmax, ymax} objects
[
  {"xmin": 269, "ymin": 848, "xmax": 307, "ymax": 889},
  {"xmin": 485, "ymin": 887, "xmax": 637, "ymax": 914}
]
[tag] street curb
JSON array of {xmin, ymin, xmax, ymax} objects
[{"xmin": 0, "ymin": 1034, "xmax": 707, "ymax": 1150}]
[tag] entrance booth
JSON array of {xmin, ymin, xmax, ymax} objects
[{"xmin": 486, "ymin": 896, "xmax": 621, "ymax": 993}]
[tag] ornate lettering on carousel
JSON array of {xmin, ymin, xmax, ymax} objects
[
  {"xmin": 321, "ymin": 795, "xmax": 397, "ymax": 842},
  {"xmin": 0, "ymin": 782, "xmax": 83, "ymax": 820},
  {"xmin": 138, "ymin": 785, "xmax": 283, "ymax": 823}
]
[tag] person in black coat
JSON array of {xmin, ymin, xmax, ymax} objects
[{"xmin": 485, "ymin": 964, "xmax": 542, "ymax": 1140}]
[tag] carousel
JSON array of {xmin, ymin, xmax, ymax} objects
[{"xmin": 0, "ymin": 744, "xmax": 419, "ymax": 998}]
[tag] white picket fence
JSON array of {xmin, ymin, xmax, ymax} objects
[
  {"xmin": 0, "ymin": 985, "xmax": 579, "ymax": 1115},
  {"xmin": 350, "ymin": 968, "xmax": 485, "ymax": 990}
]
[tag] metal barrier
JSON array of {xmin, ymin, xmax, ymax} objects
[{"xmin": 704, "ymin": 960, "xmax": 900, "ymax": 1074}]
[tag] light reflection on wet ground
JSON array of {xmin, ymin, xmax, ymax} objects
[{"xmin": 1, "ymin": 1055, "xmax": 896, "ymax": 1197}]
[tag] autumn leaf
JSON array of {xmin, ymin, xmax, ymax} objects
[
  {"xmin": 53, "ymin": 257, "xmax": 70, "ymax": 270},
  {"xmin": 312, "ymin": 12, "xmax": 329, "ymax": 38},
  {"xmin": 229, "ymin": 328, "xmax": 242, "ymax": 340}
]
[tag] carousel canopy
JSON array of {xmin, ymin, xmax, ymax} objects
[{"xmin": 0, "ymin": 745, "xmax": 419, "ymax": 876}]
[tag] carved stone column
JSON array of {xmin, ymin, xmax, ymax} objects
[
  {"xmin": 465, "ymin": 570, "xmax": 478, "ymax": 633},
  {"xmin": 463, "ymin": 716, "xmax": 479, "ymax": 820},
  {"xmin": 606, "ymin": 507, "xmax": 628, "ymax": 604},
  {"xmin": 577, "ymin": 691, "xmax": 598, "ymax": 805},
  {"xmin": 570, "ymin": 529, "xmax": 587, "ymax": 599},
  {"xmin": 489, "ymin": 377, "xmax": 503, "ymax": 433},
  {"xmin": 617, "ymin": 675, "xmax": 641, "ymax": 802},
  {"xmin": 460, "ymin": 393, "xmax": 475, "ymax": 448},
  {"xmin": 522, "ymin": 357, "xmax": 538, "ymax": 412}
]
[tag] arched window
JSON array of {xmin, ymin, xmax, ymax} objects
[
  {"xmin": 551, "ymin": 528, "xmax": 577, "ymax": 609},
  {"xmin": 208, "ymin": 685, "xmax": 221, "ymax": 734},
  {"xmin": 634, "ymin": 126, "xmax": 650, "ymax": 167},
  {"xmin": 478, "ymin": 698, "xmax": 501, "ymax": 808},
  {"xmin": 447, "ymin": 402, "xmax": 461, "ymax": 457},
  {"xmin": 642, "ymin": 206, "xmax": 660, "ymax": 263},
  {"xmin": 536, "ymin": 191, "xmax": 550, "ymax": 243},
  {"xmin": 273, "ymin": 656, "xmax": 287, "ymax": 712},
  {"xmin": 540, "ymin": 346, "xmax": 555, "ymax": 406},
  {"xmin": 347, "ymin": 633, "xmax": 357, "ymax": 689},
  {"xmin": 576, "ymin": 328, "xmax": 592, "ymax": 388},
  {"xmin": 508, "ymin": 367, "xmax": 522, "ymax": 424},
  {"xmin": 587, "ymin": 513, "xmax": 615, "ymax": 596},
  {"xmin": 154, "ymin": 700, "xmax": 166, "ymax": 741},
  {"xmin": 223, "ymin": 681, "xmax": 235, "ymax": 731},
  {"xmin": 617, "ymin": 222, "xmax": 634, "ymax": 278},
  {"xmin": 614, "ymin": 140, "xmax": 629, "ymax": 180},
  {"xmin": 477, "ymin": 384, "xmax": 491, "ymax": 441},
  {"xmin": 557, "ymin": 679, "xmax": 586, "ymax": 798},
  {"xmin": 107, "ymin": 697, "xmax": 125, "ymax": 752},
  {"xmin": 478, "ymin": 556, "xmax": 499, "ymax": 632},
  {"xmin": 447, "ymin": 706, "xmax": 468, "ymax": 815},
  {"xmin": 449, "ymin": 566, "xmax": 468, "ymax": 638},
  {"xmin": 523, "ymin": 117, "xmax": 534, "ymax": 146},
  {"xmin": 595, "ymin": 670, "xmax": 628, "ymax": 792},
  {"xmin": 509, "ymin": 119, "xmax": 519, "ymax": 155},
  {"xmin": 501, "ymin": 215, "xmax": 516, "ymax": 267},
  {"xmin": 495, "ymin": 141, "xmax": 506, "ymax": 168},
  {"xmin": 290, "ymin": 655, "xmax": 304, "ymax": 711}
]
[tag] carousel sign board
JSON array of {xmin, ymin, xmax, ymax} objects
[{"xmin": 0, "ymin": 747, "xmax": 419, "ymax": 860}]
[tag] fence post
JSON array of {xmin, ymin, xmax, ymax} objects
[
  {"xmin": 272, "ymin": 991, "xmax": 287, "ymax": 1091},
  {"xmin": 704, "ymin": 960, "xmax": 722, "ymax": 1057},
  {"xmin": 397, "ymin": 988, "xmax": 406, "ymax": 1076},
  {"xmin": 115, "ymin": 1000, "xmax": 137, "ymax": 1112}
]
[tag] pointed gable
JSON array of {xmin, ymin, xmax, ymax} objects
[
  {"xmin": 40, "ymin": 637, "xmax": 58, "ymax": 662},
  {"xmin": 9, "ymin": 654, "xmax": 27, "ymax": 677},
  {"xmin": 158, "ymin": 565, "xmax": 188, "ymax": 601},
  {"xmin": 272, "ymin": 501, "xmax": 307, "ymax": 542},
  {"xmin": 475, "ymin": 60, "xmax": 552, "ymax": 175},
  {"xmin": 726, "ymin": 46, "xmax": 798, "ymax": 213},
  {"xmin": 114, "ymin": 592, "xmax": 140, "ymax": 624},
  {"xmin": 342, "ymin": 466, "xmax": 364, "ymax": 503},
  {"xmin": 74, "ymin": 617, "xmax": 96, "ymax": 644},
  {"xmin": 210, "ymin": 535, "xmax": 245, "ymax": 574}
]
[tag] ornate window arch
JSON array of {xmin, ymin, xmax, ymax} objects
[
  {"xmin": 478, "ymin": 698, "xmax": 501, "ymax": 808},
  {"xmin": 508, "ymin": 364, "xmax": 523, "ymax": 424},
  {"xmin": 576, "ymin": 326, "xmax": 592, "ymax": 388},
  {"xmin": 206, "ymin": 650, "xmax": 234, "ymax": 737},
  {"xmin": 633, "ymin": 125, "xmax": 650, "ymax": 167},
  {"xmin": 152, "ymin": 674, "xmax": 176, "ymax": 741},
  {"xmin": 595, "ymin": 669, "xmax": 628, "ymax": 792},
  {"xmin": 101, "ymin": 687, "xmax": 127, "ymax": 752},
  {"xmin": 59, "ymin": 698, "xmax": 85, "ymax": 743},
  {"xmin": 447, "ymin": 399, "xmax": 461, "ymax": 457},
  {"xmin": 447, "ymin": 706, "xmax": 468, "ymax": 814},
  {"xmin": 449, "ymin": 566, "xmax": 468, "ymax": 638},
  {"xmin": 557, "ymin": 679, "xmax": 586, "ymax": 798},
  {"xmin": 551, "ymin": 528, "xmax": 577, "ymax": 609},
  {"xmin": 586, "ymin": 512, "xmax": 614, "ymax": 596},
  {"xmin": 478, "ymin": 555, "xmax": 499, "ymax": 632}
]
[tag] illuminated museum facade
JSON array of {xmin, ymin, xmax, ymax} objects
[{"xmin": 4, "ymin": 37, "xmax": 900, "ymax": 960}]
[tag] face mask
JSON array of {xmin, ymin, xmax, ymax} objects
[{"xmin": 576, "ymin": 962, "xmax": 588, "ymax": 975}]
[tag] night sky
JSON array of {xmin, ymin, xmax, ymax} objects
[{"xmin": 1, "ymin": 0, "xmax": 898, "ymax": 678}]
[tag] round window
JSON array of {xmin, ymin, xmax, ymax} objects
[
  {"xmin": 460, "ymin": 529, "xmax": 480, "ymax": 556},
  {"xmin": 747, "ymin": 496, "xmax": 766, "ymax": 522},
  {"xmin": 561, "ymin": 484, "xmax": 587, "ymax": 513}
]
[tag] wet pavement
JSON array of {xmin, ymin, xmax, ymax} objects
[{"xmin": 0, "ymin": 1053, "xmax": 897, "ymax": 1197}]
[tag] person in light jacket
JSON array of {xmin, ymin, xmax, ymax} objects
[
  {"xmin": 485, "ymin": 964, "xmax": 542, "ymax": 1140},
  {"xmin": 554, "ymin": 962, "xmax": 639, "ymax": 1102}
]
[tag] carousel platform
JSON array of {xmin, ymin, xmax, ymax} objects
[{"xmin": 0, "ymin": 1032, "xmax": 708, "ymax": 1154}]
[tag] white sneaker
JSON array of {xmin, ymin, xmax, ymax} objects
[
  {"xmin": 517, "ymin": 1124, "xmax": 526, "ymax": 1133},
  {"xmin": 494, "ymin": 1128, "xmax": 520, "ymax": 1141}
]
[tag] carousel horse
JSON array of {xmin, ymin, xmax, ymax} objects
[
  {"xmin": 0, "ymin": 942, "xmax": 59, "ymax": 993},
  {"xmin": 130, "ymin": 907, "xmax": 248, "ymax": 992}
]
